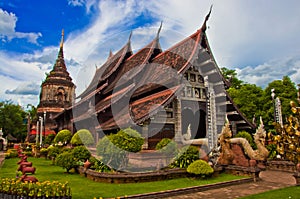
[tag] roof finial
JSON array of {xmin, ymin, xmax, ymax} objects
[
  {"xmin": 109, "ymin": 49, "xmax": 113, "ymax": 58},
  {"xmin": 156, "ymin": 21, "xmax": 163, "ymax": 38},
  {"xmin": 201, "ymin": 5, "xmax": 213, "ymax": 32},
  {"xmin": 60, "ymin": 29, "xmax": 64, "ymax": 48},
  {"xmin": 128, "ymin": 31, "xmax": 132, "ymax": 43}
]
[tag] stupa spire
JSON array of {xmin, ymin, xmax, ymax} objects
[{"xmin": 60, "ymin": 29, "xmax": 64, "ymax": 48}]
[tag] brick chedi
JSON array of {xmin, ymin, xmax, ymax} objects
[{"xmin": 37, "ymin": 30, "xmax": 76, "ymax": 134}]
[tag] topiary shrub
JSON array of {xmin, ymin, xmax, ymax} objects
[
  {"xmin": 187, "ymin": 159, "xmax": 214, "ymax": 178},
  {"xmin": 47, "ymin": 145, "xmax": 61, "ymax": 164},
  {"xmin": 56, "ymin": 151, "xmax": 77, "ymax": 173},
  {"xmin": 96, "ymin": 135, "xmax": 126, "ymax": 170},
  {"xmin": 70, "ymin": 129, "xmax": 94, "ymax": 146},
  {"xmin": 40, "ymin": 147, "xmax": 48, "ymax": 158},
  {"xmin": 53, "ymin": 129, "xmax": 72, "ymax": 146},
  {"xmin": 155, "ymin": 138, "xmax": 177, "ymax": 155},
  {"xmin": 72, "ymin": 145, "xmax": 91, "ymax": 162},
  {"xmin": 234, "ymin": 131, "xmax": 257, "ymax": 149},
  {"xmin": 110, "ymin": 128, "xmax": 144, "ymax": 153},
  {"xmin": 171, "ymin": 145, "xmax": 200, "ymax": 168},
  {"xmin": 44, "ymin": 134, "xmax": 56, "ymax": 145}
]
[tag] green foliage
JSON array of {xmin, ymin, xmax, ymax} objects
[
  {"xmin": 53, "ymin": 129, "xmax": 72, "ymax": 145},
  {"xmin": 187, "ymin": 160, "xmax": 214, "ymax": 177},
  {"xmin": 228, "ymin": 83, "xmax": 264, "ymax": 123},
  {"xmin": 55, "ymin": 151, "xmax": 77, "ymax": 173},
  {"xmin": 40, "ymin": 147, "xmax": 48, "ymax": 157},
  {"xmin": 262, "ymin": 76, "xmax": 298, "ymax": 129},
  {"xmin": 0, "ymin": 100, "xmax": 27, "ymax": 141},
  {"xmin": 155, "ymin": 138, "xmax": 177, "ymax": 155},
  {"xmin": 96, "ymin": 136, "xmax": 126, "ymax": 170},
  {"xmin": 234, "ymin": 131, "xmax": 257, "ymax": 149},
  {"xmin": 266, "ymin": 143, "xmax": 277, "ymax": 160},
  {"xmin": 4, "ymin": 149, "xmax": 18, "ymax": 159},
  {"xmin": 43, "ymin": 134, "xmax": 56, "ymax": 145},
  {"xmin": 72, "ymin": 145, "xmax": 91, "ymax": 162},
  {"xmin": 89, "ymin": 156, "xmax": 111, "ymax": 172},
  {"xmin": 110, "ymin": 128, "xmax": 144, "ymax": 153},
  {"xmin": 171, "ymin": 145, "xmax": 200, "ymax": 168},
  {"xmin": 70, "ymin": 129, "xmax": 94, "ymax": 146},
  {"xmin": 47, "ymin": 145, "xmax": 61, "ymax": 161},
  {"xmin": 221, "ymin": 67, "xmax": 243, "ymax": 89}
]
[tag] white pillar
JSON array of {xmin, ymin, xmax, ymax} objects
[
  {"xmin": 36, "ymin": 121, "xmax": 39, "ymax": 145},
  {"xmin": 39, "ymin": 117, "xmax": 43, "ymax": 145}
]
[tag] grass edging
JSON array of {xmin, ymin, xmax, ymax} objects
[{"xmin": 119, "ymin": 177, "xmax": 254, "ymax": 199}]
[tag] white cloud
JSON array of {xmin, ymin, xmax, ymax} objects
[
  {"xmin": 0, "ymin": 8, "xmax": 42, "ymax": 44},
  {"xmin": 236, "ymin": 56, "xmax": 300, "ymax": 88}
]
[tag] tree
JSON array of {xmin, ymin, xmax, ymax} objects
[
  {"xmin": 228, "ymin": 83, "xmax": 264, "ymax": 123},
  {"xmin": 261, "ymin": 76, "xmax": 298, "ymax": 130},
  {"xmin": 221, "ymin": 67, "xmax": 243, "ymax": 89},
  {"xmin": 0, "ymin": 100, "xmax": 27, "ymax": 141}
]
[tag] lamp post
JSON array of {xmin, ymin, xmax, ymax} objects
[{"xmin": 271, "ymin": 88, "xmax": 276, "ymax": 122}]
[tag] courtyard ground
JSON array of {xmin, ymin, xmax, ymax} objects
[{"xmin": 165, "ymin": 170, "xmax": 297, "ymax": 199}]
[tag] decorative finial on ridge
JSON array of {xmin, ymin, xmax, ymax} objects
[
  {"xmin": 60, "ymin": 29, "xmax": 64, "ymax": 48},
  {"xmin": 201, "ymin": 5, "xmax": 213, "ymax": 32},
  {"xmin": 128, "ymin": 31, "xmax": 133, "ymax": 43},
  {"xmin": 156, "ymin": 21, "xmax": 163, "ymax": 38},
  {"xmin": 109, "ymin": 49, "xmax": 113, "ymax": 58}
]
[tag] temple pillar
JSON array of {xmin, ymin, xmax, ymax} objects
[
  {"xmin": 174, "ymin": 97, "xmax": 182, "ymax": 143},
  {"xmin": 141, "ymin": 122, "xmax": 149, "ymax": 149}
]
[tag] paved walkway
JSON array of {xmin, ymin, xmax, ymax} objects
[{"xmin": 165, "ymin": 170, "xmax": 297, "ymax": 199}]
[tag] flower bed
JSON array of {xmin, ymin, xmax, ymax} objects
[{"xmin": 0, "ymin": 178, "xmax": 72, "ymax": 198}]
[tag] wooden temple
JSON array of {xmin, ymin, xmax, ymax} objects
[{"xmin": 54, "ymin": 11, "xmax": 254, "ymax": 149}]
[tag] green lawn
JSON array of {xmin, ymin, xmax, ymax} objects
[
  {"xmin": 0, "ymin": 157, "xmax": 246, "ymax": 198},
  {"xmin": 240, "ymin": 186, "xmax": 300, "ymax": 199}
]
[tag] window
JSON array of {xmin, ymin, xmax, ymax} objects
[
  {"xmin": 198, "ymin": 75, "xmax": 204, "ymax": 83},
  {"xmin": 187, "ymin": 87, "xmax": 192, "ymax": 97},
  {"xmin": 190, "ymin": 74, "xmax": 196, "ymax": 82},
  {"xmin": 195, "ymin": 88, "xmax": 200, "ymax": 98}
]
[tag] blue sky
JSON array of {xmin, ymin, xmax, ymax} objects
[{"xmin": 1, "ymin": 0, "xmax": 300, "ymax": 106}]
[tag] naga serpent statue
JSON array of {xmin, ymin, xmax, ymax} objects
[{"xmin": 219, "ymin": 117, "xmax": 269, "ymax": 164}]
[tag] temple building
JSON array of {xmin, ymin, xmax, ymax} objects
[
  {"xmin": 32, "ymin": 30, "xmax": 76, "ymax": 139},
  {"xmin": 54, "ymin": 11, "xmax": 254, "ymax": 149}
]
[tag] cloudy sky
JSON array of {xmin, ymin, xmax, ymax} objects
[{"xmin": 1, "ymin": 0, "xmax": 300, "ymax": 107}]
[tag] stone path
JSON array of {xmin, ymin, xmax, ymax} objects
[{"xmin": 164, "ymin": 170, "xmax": 297, "ymax": 199}]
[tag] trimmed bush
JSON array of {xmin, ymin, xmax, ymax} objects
[
  {"xmin": 171, "ymin": 145, "xmax": 200, "ymax": 168},
  {"xmin": 96, "ymin": 136, "xmax": 126, "ymax": 170},
  {"xmin": 53, "ymin": 129, "xmax": 72, "ymax": 145},
  {"xmin": 110, "ymin": 128, "xmax": 144, "ymax": 153},
  {"xmin": 55, "ymin": 151, "xmax": 77, "ymax": 173},
  {"xmin": 155, "ymin": 138, "xmax": 177, "ymax": 155},
  {"xmin": 47, "ymin": 145, "xmax": 61, "ymax": 163},
  {"xmin": 234, "ymin": 131, "xmax": 257, "ymax": 149},
  {"xmin": 44, "ymin": 133, "xmax": 56, "ymax": 145},
  {"xmin": 187, "ymin": 160, "xmax": 214, "ymax": 177},
  {"xmin": 40, "ymin": 147, "xmax": 48, "ymax": 157},
  {"xmin": 71, "ymin": 129, "xmax": 94, "ymax": 146},
  {"xmin": 72, "ymin": 145, "xmax": 91, "ymax": 162}
]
